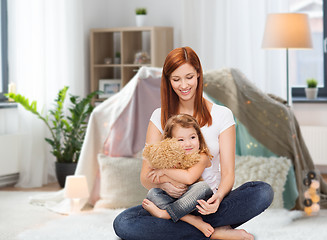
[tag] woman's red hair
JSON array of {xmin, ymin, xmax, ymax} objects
[{"xmin": 160, "ymin": 46, "xmax": 212, "ymax": 129}]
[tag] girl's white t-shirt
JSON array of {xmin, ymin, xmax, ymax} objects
[{"xmin": 149, "ymin": 103, "xmax": 235, "ymax": 192}]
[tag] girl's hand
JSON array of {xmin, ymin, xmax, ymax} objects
[
  {"xmin": 160, "ymin": 182, "xmax": 187, "ymax": 198},
  {"xmin": 148, "ymin": 169, "xmax": 165, "ymax": 183},
  {"xmin": 196, "ymin": 193, "xmax": 221, "ymax": 215}
]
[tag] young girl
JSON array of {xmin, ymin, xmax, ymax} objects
[{"xmin": 142, "ymin": 114, "xmax": 214, "ymax": 237}]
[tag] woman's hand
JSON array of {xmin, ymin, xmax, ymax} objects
[
  {"xmin": 160, "ymin": 182, "xmax": 187, "ymax": 198},
  {"xmin": 196, "ymin": 193, "xmax": 221, "ymax": 215}
]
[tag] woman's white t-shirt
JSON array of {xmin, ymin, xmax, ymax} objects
[{"xmin": 149, "ymin": 103, "xmax": 235, "ymax": 192}]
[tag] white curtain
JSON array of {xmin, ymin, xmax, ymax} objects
[
  {"xmin": 182, "ymin": 0, "xmax": 289, "ymax": 98},
  {"xmin": 8, "ymin": 0, "xmax": 86, "ymax": 187}
]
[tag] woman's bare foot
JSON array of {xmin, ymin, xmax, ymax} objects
[
  {"xmin": 210, "ymin": 225, "xmax": 254, "ymax": 240},
  {"xmin": 142, "ymin": 199, "xmax": 171, "ymax": 219},
  {"xmin": 181, "ymin": 215, "xmax": 214, "ymax": 237}
]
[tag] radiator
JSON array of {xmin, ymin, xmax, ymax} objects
[
  {"xmin": 300, "ymin": 126, "xmax": 327, "ymax": 168},
  {"xmin": 0, "ymin": 134, "xmax": 21, "ymax": 187}
]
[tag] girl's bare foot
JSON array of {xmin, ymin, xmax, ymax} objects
[
  {"xmin": 142, "ymin": 199, "xmax": 214, "ymax": 237},
  {"xmin": 210, "ymin": 225, "xmax": 254, "ymax": 240},
  {"xmin": 142, "ymin": 199, "xmax": 171, "ymax": 219},
  {"xmin": 181, "ymin": 214, "xmax": 214, "ymax": 237}
]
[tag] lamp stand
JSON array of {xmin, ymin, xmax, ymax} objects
[
  {"xmin": 286, "ymin": 48, "xmax": 290, "ymax": 106},
  {"xmin": 70, "ymin": 198, "xmax": 81, "ymax": 213}
]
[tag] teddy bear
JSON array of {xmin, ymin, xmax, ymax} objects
[{"xmin": 142, "ymin": 138, "xmax": 200, "ymax": 170}]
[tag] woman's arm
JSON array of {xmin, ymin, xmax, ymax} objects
[
  {"xmin": 149, "ymin": 153, "xmax": 209, "ymax": 185},
  {"xmin": 214, "ymin": 125, "xmax": 235, "ymax": 200},
  {"xmin": 197, "ymin": 125, "xmax": 236, "ymax": 214},
  {"xmin": 140, "ymin": 121, "xmax": 163, "ymax": 190}
]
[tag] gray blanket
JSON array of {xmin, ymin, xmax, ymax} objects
[{"xmin": 204, "ymin": 68, "xmax": 327, "ymax": 209}]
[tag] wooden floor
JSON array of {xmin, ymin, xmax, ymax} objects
[{"xmin": 1, "ymin": 182, "xmax": 61, "ymax": 192}]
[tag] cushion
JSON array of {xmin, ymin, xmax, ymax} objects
[
  {"xmin": 94, "ymin": 154, "xmax": 148, "ymax": 209},
  {"xmin": 233, "ymin": 155, "xmax": 292, "ymax": 209}
]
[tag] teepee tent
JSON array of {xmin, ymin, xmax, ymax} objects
[
  {"xmin": 35, "ymin": 67, "xmax": 325, "ymax": 213},
  {"xmin": 75, "ymin": 67, "xmax": 162, "ymax": 205},
  {"xmin": 79, "ymin": 67, "xmax": 326, "ymax": 210},
  {"xmin": 203, "ymin": 68, "xmax": 327, "ymax": 209}
]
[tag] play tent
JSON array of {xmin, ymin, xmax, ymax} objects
[
  {"xmin": 203, "ymin": 68, "xmax": 327, "ymax": 209},
  {"xmin": 38, "ymin": 67, "xmax": 326, "ymax": 213}
]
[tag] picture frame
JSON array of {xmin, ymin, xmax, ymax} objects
[{"xmin": 98, "ymin": 79, "xmax": 121, "ymax": 98}]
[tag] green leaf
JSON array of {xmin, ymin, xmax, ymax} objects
[{"xmin": 7, "ymin": 87, "xmax": 98, "ymax": 164}]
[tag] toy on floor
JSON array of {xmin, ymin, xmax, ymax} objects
[{"xmin": 303, "ymin": 170, "xmax": 320, "ymax": 216}]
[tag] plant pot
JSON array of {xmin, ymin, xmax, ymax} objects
[
  {"xmin": 114, "ymin": 57, "xmax": 120, "ymax": 64},
  {"xmin": 305, "ymin": 88, "xmax": 318, "ymax": 99},
  {"xmin": 136, "ymin": 15, "xmax": 147, "ymax": 27},
  {"xmin": 55, "ymin": 162, "xmax": 77, "ymax": 188}
]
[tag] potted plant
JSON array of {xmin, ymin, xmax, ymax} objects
[
  {"xmin": 305, "ymin": 78, "xmax": 318, "ymax": 99},
  {"xmin": 114, "ymin": 51, "xmax": 121, "ymax": 64},
  {"xmin": 6, "ymin": 87, "xmax": 99, "ymax": 187},
  {"xmin": 135, "ymin": 8, "xmax": 147, "ymax": 27}
]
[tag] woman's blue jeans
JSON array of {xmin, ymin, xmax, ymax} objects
[{"xmin": 113, "ymin": 181, "xmax": 274, "ymax": 240}]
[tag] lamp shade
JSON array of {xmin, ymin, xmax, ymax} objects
[
  {"xmin": 262, "ymin": 13, "xmax": 312, "ymax": 49},
  {"xmin": 64, "ymin": 175, "xmax": 89, "ymax": 199}
]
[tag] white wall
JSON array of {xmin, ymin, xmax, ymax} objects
[
  {"xmin": 83, "ymin": 0, "xmax": 182, "ymax": 46},
  {"xmin": 104, "ymin": 0, "xmax": 183, "ymax": 47}
]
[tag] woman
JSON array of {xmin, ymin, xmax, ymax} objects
[{"xmin": 113, "ymin": 47, "xmax": 274, "ymax": 240}]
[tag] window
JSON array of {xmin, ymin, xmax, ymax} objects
[
  {"xmin": 0, "ymin": 0, "xmax": 8, "ymax": 102},
  {"xmin": 291, "ymin": 0, "xmax": 327, "ymax": 98}
]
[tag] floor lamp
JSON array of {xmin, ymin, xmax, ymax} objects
[{"xmin": 262, "ymin": 13, "xmax": 313, "ymax": 105}]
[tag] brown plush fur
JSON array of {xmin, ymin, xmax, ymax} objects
[{"xmin": 142, "ymin": 138, "xmax": 200, "ymax": 170}]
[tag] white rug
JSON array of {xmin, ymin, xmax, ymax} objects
[
  {"xmin": 18, "ymin": 208, "xmax": 123, "ymax": 240},
  {"xmin": 241, "ymin": 209, "xmax": 327, "ymax": 240},
  {"xmin": 2, "ymin": 191, "xmax": 327, "ymax": 240},
  {"xmin": 0, "ymin": 191, "xmax": 62, "ymax": 240},
  {"xmin": 17, "ymin": 208, "xmax": 327, "ymax": 240}
]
